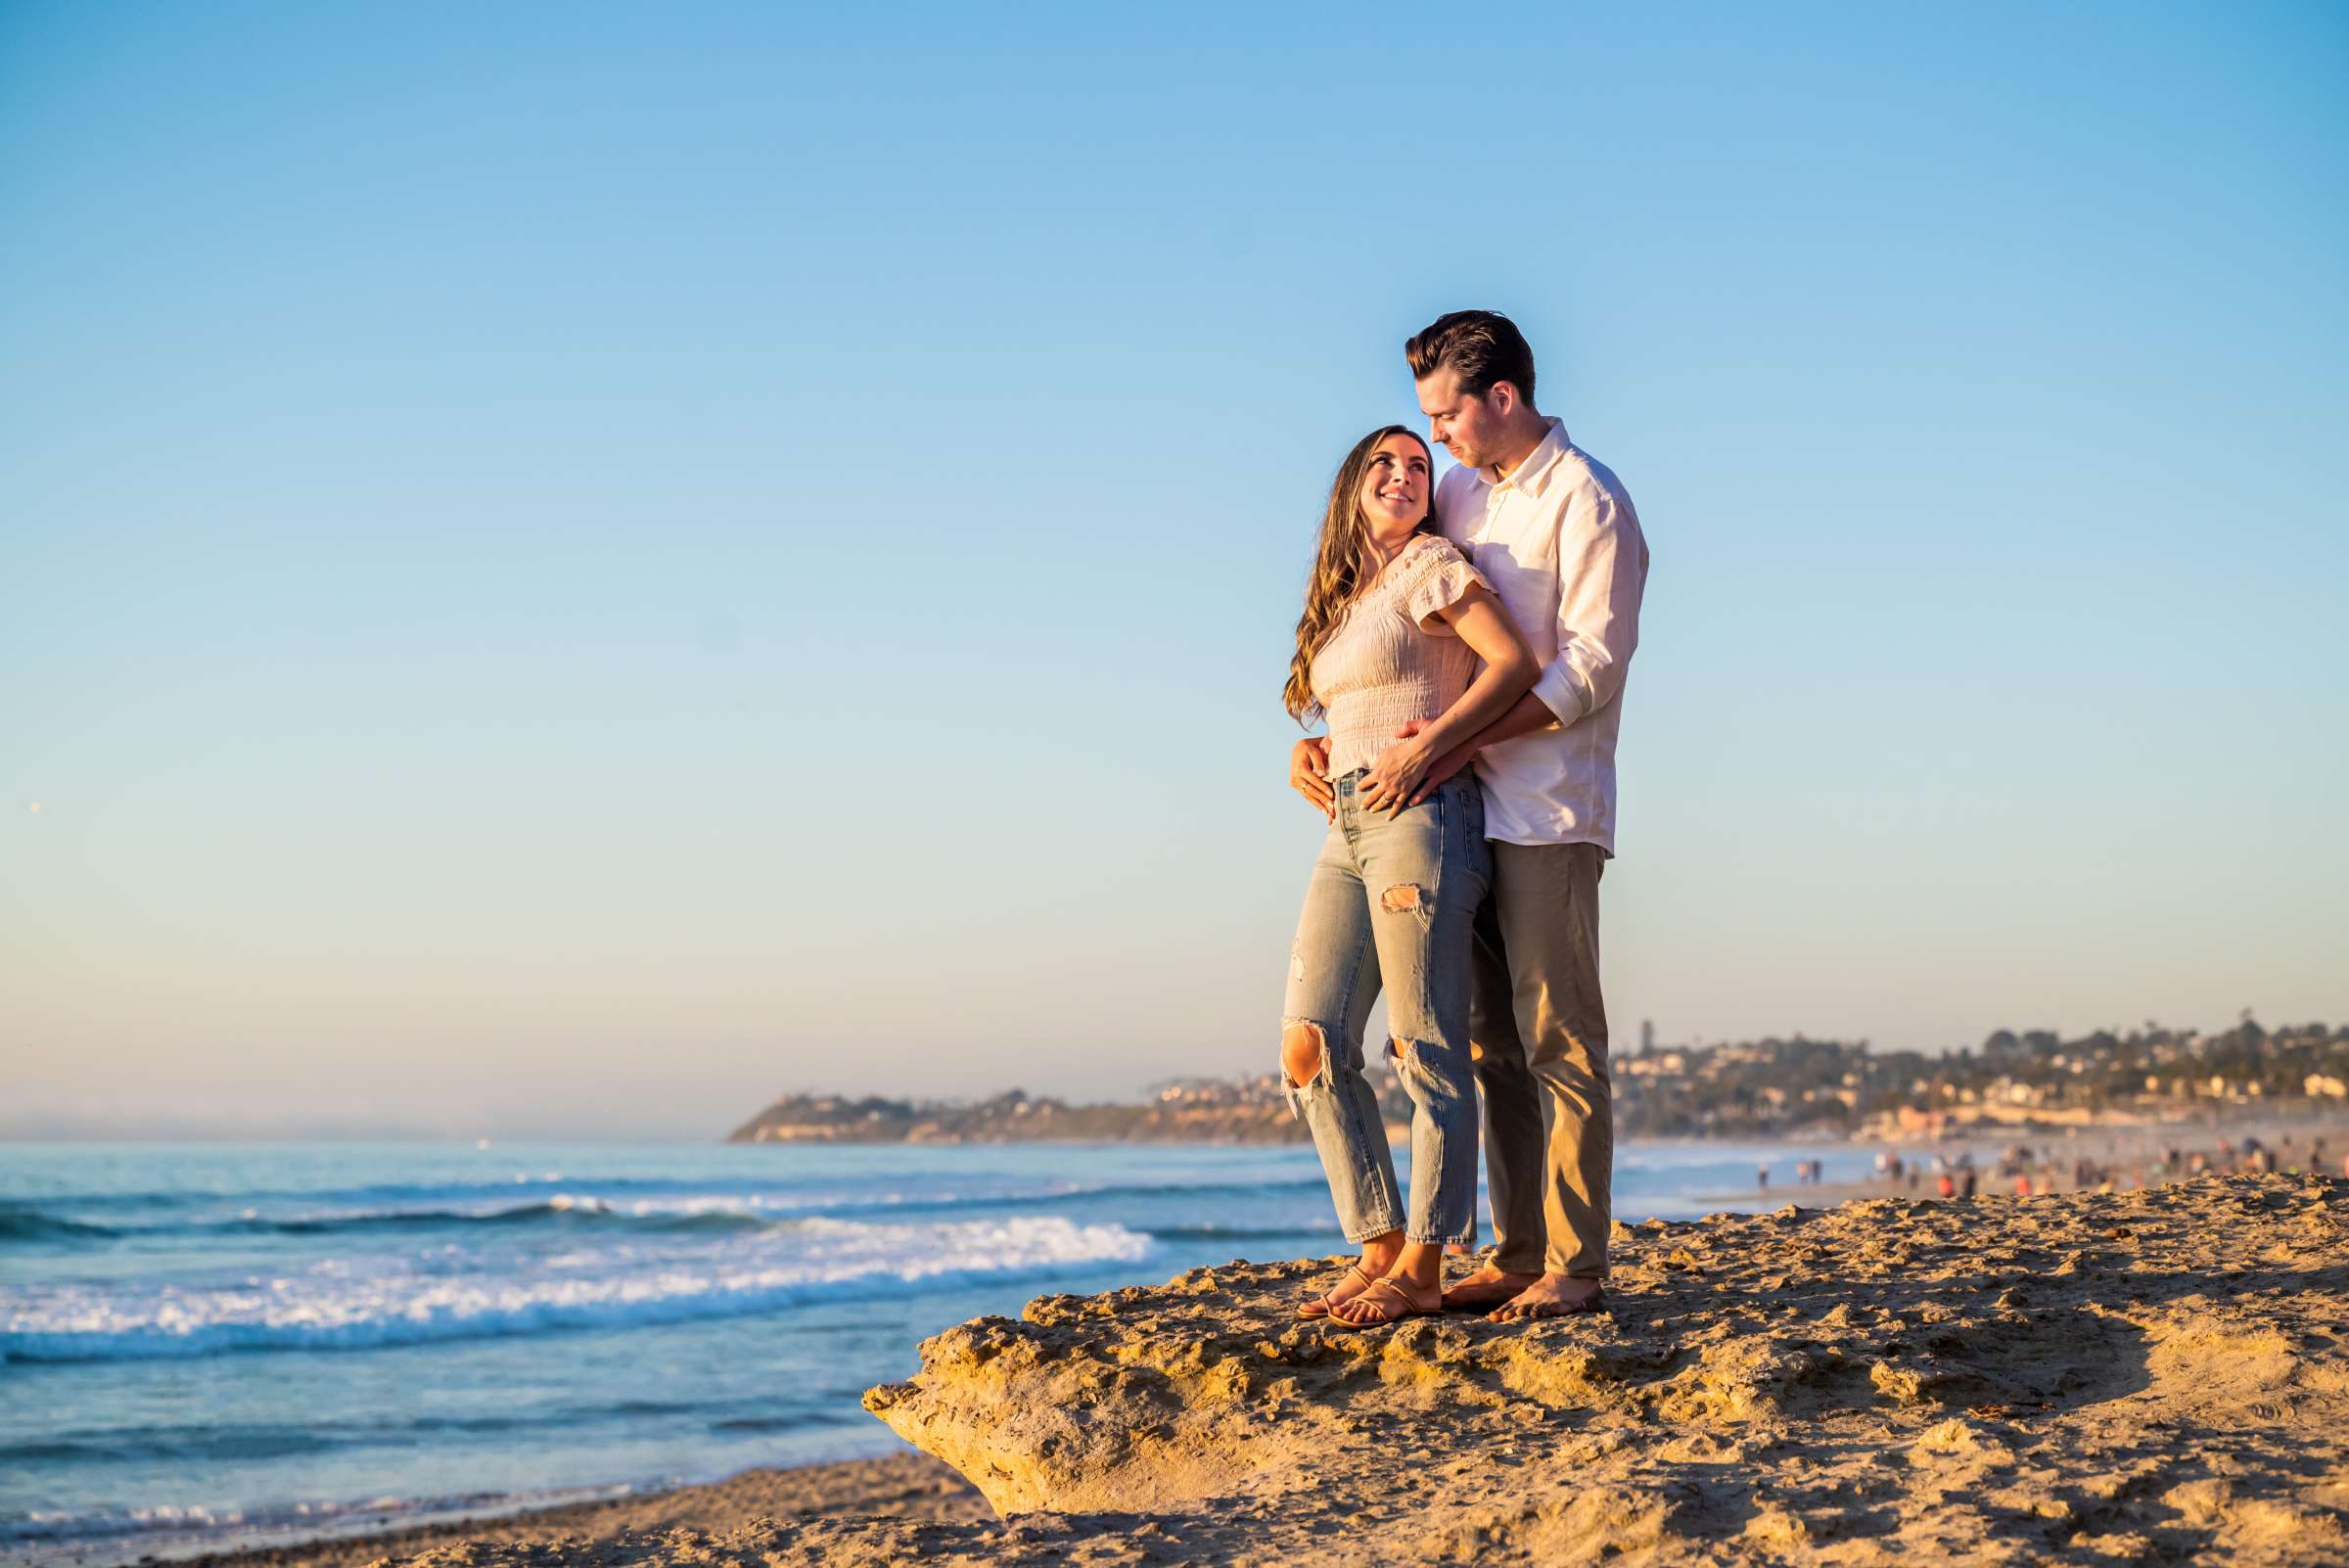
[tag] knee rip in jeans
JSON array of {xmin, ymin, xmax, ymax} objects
[
  {"xmin": 1277, "ymin": 1018, "xmax": 1334, "ymax": 1112},
  {"xmin": 1390, "ymin": 1038, "xmax": 1457, "ymax": 1095},
  {"xmin": 1378, "ymin": 884, "xmax": 1427, "ymax": 916},
  {"xmin": 1389, "ymin": 1036, "xmax": 1425, "ymax": 1080}
]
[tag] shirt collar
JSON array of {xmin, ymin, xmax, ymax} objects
[{"xmin": 1491, "ymin": 417, "xmax": 1571, "ymax": 500}]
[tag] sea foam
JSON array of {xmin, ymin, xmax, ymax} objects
[{"xmin": 0, "ymin": 1214, "xmax": 1148, "ymax": 1363}]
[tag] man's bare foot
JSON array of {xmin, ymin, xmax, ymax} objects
[
  {"xmin": 1487, "ymin": 1272, "xmax": 1604, "ymax": 1321},
  {"xmin": 1442, "ymin": 1265, "xmax": 1540, "ymax": 1313}
]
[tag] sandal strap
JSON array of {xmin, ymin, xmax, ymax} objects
[
  {"xmin": 1302, "ymin": 1262, "xmax": 1382, "ymax": 1317},
  {"xmin": 1339, "ymin": 1276, "xmax": 1433, "ymax": 1322}
]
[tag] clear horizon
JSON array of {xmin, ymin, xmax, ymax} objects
[{"xmin": 6, "ymin": 3, "xmax": 2345, "ymax": 1140}]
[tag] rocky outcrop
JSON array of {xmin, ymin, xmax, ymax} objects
[{"xmin": 856, "ymin": 1174, "xmax": 2349, "ymax": 1564}]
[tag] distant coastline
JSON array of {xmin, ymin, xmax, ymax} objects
[
  {"xmin": 727, "ymin": 1084, "xmax": 1307, "ymax": 1145},
  {"xmin": 729, "ymin": 1017, "xmax": 2349, "ymax": 1146}
]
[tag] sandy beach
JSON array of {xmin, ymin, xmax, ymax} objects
[
  {"xmin": 1712, "ymin": 1112, "xmax": 2345, "ymax": 1210},
  {"xmin": 123, "ymin": 1167, "xmax": 2349, "ymax": 1568},
  {"xmin": 71, "ymin": 1456, "xmax": 983, "ymax": 1568}
]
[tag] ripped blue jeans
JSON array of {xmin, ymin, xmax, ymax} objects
[{"xmin": 1282, "ymin": 768, "xmax": 1489, "ymax": 1244}]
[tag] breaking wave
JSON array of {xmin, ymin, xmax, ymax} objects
[{"xmin": 0, "ymin": 1215, "xmax": 1150, "ymax": 1363}]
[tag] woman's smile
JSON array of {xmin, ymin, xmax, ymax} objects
[{"xmin": 1359, "ymin": 437, "xmax": 1431, "ymax": 530}]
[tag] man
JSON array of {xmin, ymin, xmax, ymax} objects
[{"xmin": 1290, "ymin": 309, "xmax": 1648, "ymax": 1319}]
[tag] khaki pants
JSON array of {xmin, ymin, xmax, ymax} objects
[{"xmin": 1467, "ymin": 841, "xmax": 1611, "ymax": 1278}]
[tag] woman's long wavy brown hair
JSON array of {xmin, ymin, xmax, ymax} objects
[{"xmin": 1283, "ymin": 425, "xmax": 1439, "ymax": 722}]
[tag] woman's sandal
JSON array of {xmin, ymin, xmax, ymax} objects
[
  {"xmin": 1320, "ymin": 1276, "xmax": 1444, "ymax": 1329},
  {"xmin": 1295, "ymin": 1263, "xmax": 1379, "ymax": 1321}
]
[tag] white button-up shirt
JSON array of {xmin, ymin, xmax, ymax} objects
[{"xmin": 1437, "ymin": 417, "xmax": 1649, "ymax": 852}]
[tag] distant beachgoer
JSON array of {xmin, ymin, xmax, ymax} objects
[
  {"xmin": 1757, "ymin": 1164, "xmax": 1771, "ymax": 1192},
  {"xmin": 1960, "ymin": 1168, "xmax": 1978, "ymax": 1199},
  {"xmin": 1290, "ymin": 311, "xmax": 1650, "ymax": 1323},
  {"xmin": 1937, "ymin": 1173, "xmax": 1956, "ymax": 1199},
  {"xmin": 1279, "ymin": 424, "xmax": 1540, "ymax": 1328}
]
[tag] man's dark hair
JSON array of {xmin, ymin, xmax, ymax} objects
[{"xmin": 1405, "ymin": 309, "xmax": 1536, "ymax": 405}]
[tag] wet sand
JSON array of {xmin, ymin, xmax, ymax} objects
[{"xmin": 103, "ymin": 1454, "xmax": 984, "ymax": 1568}]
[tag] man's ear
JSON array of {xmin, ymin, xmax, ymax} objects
[{"xmin": 1489, "ymin": 382, "xmax": 1518, "ymax": 418}]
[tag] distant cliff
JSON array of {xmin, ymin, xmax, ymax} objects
[{"xmin": 726, "ymin": 1083, "xmax": 1330, "ymax": 1145}]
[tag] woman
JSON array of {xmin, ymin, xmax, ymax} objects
[{"xmin": 1281, "ymin": 425, "xmax": 1538, "ymax": 1327}]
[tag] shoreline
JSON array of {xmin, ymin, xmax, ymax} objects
[
  {"xmin": 19, "ymin": 1115, "xmax": 2344, "ymax": 1568},
  {"xmin": 137, "ymin": 1170, "xmax": 2343, "ymax": 1568},
  {"xmin": 8, "ymin": 1453, "xmax": 985, "ymax": 1568}
]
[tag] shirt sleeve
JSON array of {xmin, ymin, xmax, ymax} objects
[
  {"xmin": 1404, "ymin": 540, "xmax": 1492, "ymax": 634},
  {"xmin": 1533, "ymin": 480, "xmax": 1648, "ymax": 726}
]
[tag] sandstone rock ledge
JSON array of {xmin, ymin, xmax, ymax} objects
[{"xmin": 851, "ymin": 1175, "xmax": 2349, "ymax": 1567}]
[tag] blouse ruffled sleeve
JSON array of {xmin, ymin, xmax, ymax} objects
[{"xmin": 1403, "ymin": 539, "xmax": 1492, "ymax": 634}]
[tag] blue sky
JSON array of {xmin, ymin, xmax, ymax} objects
[{"xmin": 4, "ymin": 3, "xmax": 2344, "ymax": 1137}]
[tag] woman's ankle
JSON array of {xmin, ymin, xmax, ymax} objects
[{"xmin": 1391, "ymin": 1241, "xmax": 1446, "ymax": 1290}]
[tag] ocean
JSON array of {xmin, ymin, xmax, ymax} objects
[{"xmin": 0, "ymin": 1137, "xmax": 1890, "ymax": 1564}]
